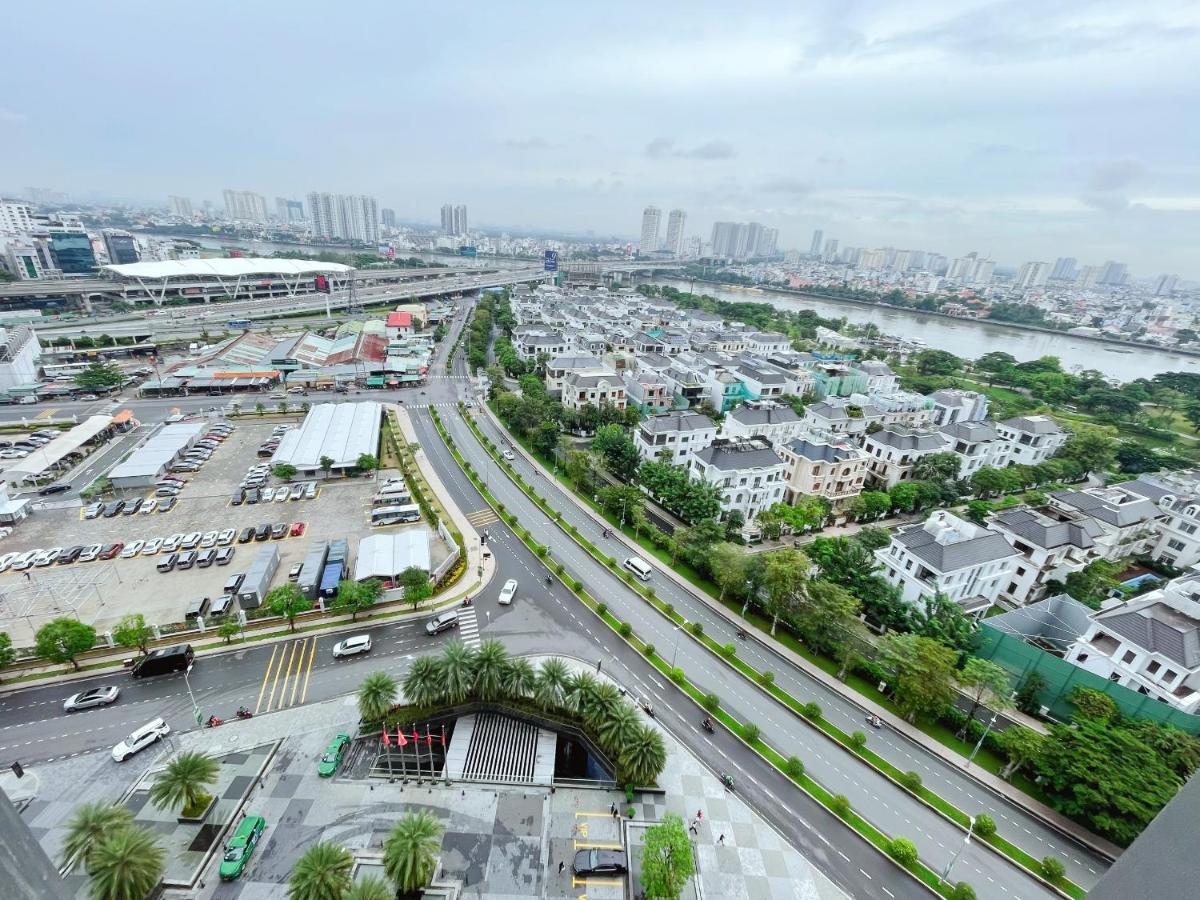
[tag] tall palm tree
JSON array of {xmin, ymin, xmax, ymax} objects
[
  {"xmin": 564, "ymin": 671, "xmax": 599, "ymax": 716},
  {"xmin": 358, "ymin": 671, "xmax": 398, "ymax": 722},
  {"xmin": 585, "ymin": 682, "xmax": 623, "ymax": 729},
  {"xmin": 438, "ymin": 641, "xmax": 476, "ymax": 704},
  {"xmin": 148, "ymin": 751, "xmax": 219, "ymax": 817},
  {"xmin": 503, "ymin": 656, "xmax": 536, "ymax": 701},
  {"xmin": 619, "ymin": 723, "xmax": 667, "ymax": 787},
  {"xmin": 61, "ymin": 802, "xmax": 134, "ymax": 872},
  {"xmin": 471, "ymin": 639, "xmax": 509, "ymax": 701},
  {"xmin": 534, "ymin": 658, "xmax": 570, "ymax": 709},
  {"xmin": 87, "ymin": 825, "xmax": 164, "ymax": 900},
  {"xmin": 383, "ymin": 810, "xmax": 443, "ymax": 894},
  {"xmin": 403, "ymin": 655, "xmax": 442, "ymax": 708},
  {"xmin": 287, "ymin": 841, "xmax": 354, "ymax": 900},
  {"xmin": 345, "ymin": 875, "xmax": 393, "ymax": 900},
  {"xmin": 597, "ymin": 702, "xmax": 641, "ymax": 752}
]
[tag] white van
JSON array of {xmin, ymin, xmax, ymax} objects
[
  {"xmin": 623, "ymin": 556, "xmax": 653, "ymax": 581},
  {"xmin": 112, "ymin": 717, "xmax": 170, "ymax": 762},
  {"xmin": 375, "ymin": 481, "xmax": 409, "ymax": 497}
]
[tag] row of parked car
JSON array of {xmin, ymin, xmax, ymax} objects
[
  {"xmin": 84, "ymin": 495, "xmax": 176, "ymax": 519},
  {"xmin": 164, "ymin": 421, "xmax": 235, "ymax": 477},
  {"xmin": 0, "ymin": 429, "xmax": 64, "ymax": 460},
  {"xmin": 255, "ymin": 423, "xmax": 292, "ymax": 459},
  {"xmin": 0, "ymin": 527, "xmax": 253, "ymax": 573}
]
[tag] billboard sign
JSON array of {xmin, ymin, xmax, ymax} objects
[{"xmin": 543, "ymin": 250, "xmax": 558, "ymax": 272}]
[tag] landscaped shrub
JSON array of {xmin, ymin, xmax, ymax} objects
[
  {"xmin": 688, "ymin": 622, "xmax": 703, "ymax": 637},
  {"xmin": 848, "ymin": 731, "xmax": 867, "ymax": 751},
  {"xmin": 645, "ymin": 587, "xmax": 655, "ymax": 599},
  {"xmin": 886, "ymin": 837, "xmax": 919, "ymax": 868},
  {"xmin": 800, "ymin": 701, "xmax": 822, "ymax": 720},
  {"xmin": 643, "ymin": 644, "xmax": 655, "ymax": 657},
  {"xmin": 899, "ymin": 771, "xmax": 922, "ymax": 792},
  {"xmin": 741, "ymin": 723, "xmax": 760, "ymax": 743},
  {"xmin": 536, "ymin": 545, "xmax": 549, "ymax": 557},
  {"xmin": 949, "ymin": 883, "xmax": 976, "ymax": 900},
  {"xmin": 623, "ymin": 572, "xmax": 635, "ymax": 584},
  {"xmin": 758, "ymin": 670, "xmax": 774, "ymax": 686},
  {"xmin": 669, "ymin": 667, "xmax": 686, "ymax": 685},
  {"xmin": 972, "ymin": 814, "xmax": 996, "ymax": 839},
  {"xmin": 720, "ymin": 643, "xmax": 736, "ymax": 658},
  {"xmin": 618, "ymin": 622, "xmax": 633, "ymax": 638},
  {"xmin": 1039, "ymin": 857, "xmax": 1066, "ymax": 883},
  {"xmin": 702, "ymin": 693, "xmax": 720, "ymax": 712},
  {"xmin": 785, "ymin": 756, "xmax": 804, "ymax": 778},
  {"xmin": 624, "ymin": 784, "xmax": 634, "ymax": 803},
  {"xmin": 596, "ymin": 603, "xmax": 608, "ymax": 616},
  {"xmin": 607, "ymin": 557, "xmax": 618, "ymax": 568},
  {"xmin": 829, "ymin": 794, "xmax": 850, "ymax": 817},
  {"xmin": 572, "ymin": 579, "xmax": 583, "ymax": 592},
  {"xmin": 664, "ymin": 603, "xmax": 674, "ymax": 616}
]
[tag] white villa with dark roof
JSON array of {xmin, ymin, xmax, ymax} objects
[
  {"xmin": 560, "ymin": 371, "xmax": 626, "ymax": 413},
  {"xmin": 1046, "ymin": 486, "xmax": 1163, "ymax": 561},
  {"xmin": 995, "ymin": 415, "xmax": 1068, "ymax": 465},
  {"xmin": 722, "ymin": 404, "xmax": 804, "ymax": 444},
  {"xmin": 938, "ymin": 420, "xmax": 1012, "ymax": 477},
  {"xmin": 689, "ymin": 437, "xmax": 787, "ymax": 521},
  {"xmin": 1066, "ymin": 574, "xmax": 1200, "ymax": 713},
  {"xmin": 633, "ymin": 411, "xmax": 717, "ymax": 464},
  {"xmin": 876, "ymin": 510, "xmax": 1021, "ymax": 614},
  {"xmin": 862, "ymin": 426, "xmax": 951, "ymax": 488},
  {"xmin": 778, "ymin": 437, "xmax": 868, "ymax": 505},
  {"xmin": 1121, "ymin": 470, "xmax": 1200, "ymax": 570},
  {"xmin": 989, "ymin": 506, "xmax": 1103, "ymax": 606}
]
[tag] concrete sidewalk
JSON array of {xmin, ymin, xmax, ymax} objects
[{"xmin": 477, "ymin": 400, "xmax": 1124, "ymax": 863}]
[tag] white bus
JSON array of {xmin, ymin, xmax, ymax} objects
[
  {"xmin": 372, "ymin": 491, "xmax": 413, "ymax": 507},
  {"xmin": 371, "ymin": 505, "xmax": 421, "ymax": 526}
]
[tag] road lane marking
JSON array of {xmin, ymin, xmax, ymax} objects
[
  {"xmin": 287, "ymin": 638, "xmax": 311, "ymax": 708},
  {"xmin": 253, "ymin": 644, "xmax": 280, "ymax": 714},
  {"xmin": 300, "ymin": 637, "xmax": 317, "ymax": 704},
  {"xmin": 267, "ymin": 640, "xmax": 297, "ymax": 712}
]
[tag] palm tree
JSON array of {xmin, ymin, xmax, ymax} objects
[
  {"xmin": 598, "ymin": 702, "xmax": 641, "ymax": 752},
  {"xmin": 87, "ymin": 825, "xmax": 164, "ymax": 900},
  {"xmin": 565, "ymin": 671, "xmax": 599, "ymax": 716},
  {"xmin": 619, "ymin": 723, "xmax": 667, "ymax": 787},
  {"xmin": 358, "ymin": 671, "xmax": 398, "ymax": 722},
  {"xmin": 149, "ymin": 751, "xmax": 219, "ymax": 817},
  {"xmin": 287, "ymin": 841, "xmax": 354, "ymax": 900},
  {"xmin": 383, "ymin": 810, "xmax": 443, "ymax": 895},
  {"xmin": 585, "ymin": 682, "xmax": 623, "ymax": 729},
  {"xmin": 345, "ymin": 875, "xmax": 394, "ymax": 900},
  {"xmin": 438, "ymin": 641, "xmax": 476, "ymax": 704},
  {"xmin": 403, "ymin": 655, "xmax": 442, "ymax": 707},
  {"xmin": 471, "ymin": 639, "xmax": 508, "ymax": 701},
  {"xmin": 534, "ymin": 658, "xmax": 570, "ymax": 709},
  {"xmin": 503, "ymin": 656, "xmax": 536, "ymax": 701},
  {"xmin": 61, "ymin": 802, "xmax": 133, "ymax": 871}
]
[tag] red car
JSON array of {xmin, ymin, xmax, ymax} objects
[
  {"xmin": 98, "ymin": 543, "xmax": 123, "ymax": 560},
  {"xmin": 290, "ymin": 522, "xmax": 306, "ymax": 537}
]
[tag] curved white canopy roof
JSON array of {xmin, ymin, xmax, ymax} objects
[{"xmin": 102, "ymin": 258, "xmax": 353, "ymax": 280}]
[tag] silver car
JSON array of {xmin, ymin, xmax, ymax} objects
[{"xmin": 64, "ymin": 685, "xmax": 120, "ymax": 712}]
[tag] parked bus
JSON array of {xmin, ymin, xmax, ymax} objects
[
  {"xmin": 41, "ymin": 362, "xmax": 90, "ymax": 379},
  {"xmin": 227, "ymin": 319, "xmax": 252, "ymax": 329},
  {"xmin": 371, "ymin": 505, "xmax": 421, "ymax": 526},
  {"xmin": 371, "ymin": 491, "xmax": 413, "ymax": 507}
]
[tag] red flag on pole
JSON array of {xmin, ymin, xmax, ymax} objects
[
  {"xmin": 382, "ymin": 728, "xmax": 392, "ymax": 747},
  {"xmin": 426, "ymin": 725, "xmax": 433, "ymax": 746},
  {"xmin": 413, "ymin": 726, "xmax": 420, "ymax": 747},
  {"xmin": 397, "ymin": 727, "xmax": 408, "ymax": 747},
  {"xmin": 441, "ymin": 725, "xmax": 446, "ymax": 747}
]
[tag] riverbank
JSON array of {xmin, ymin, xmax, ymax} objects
[{"xmin": 659, "ymin": 277, "xmax": 1200, "ymax": 370}]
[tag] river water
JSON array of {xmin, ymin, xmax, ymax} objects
[{"xmin": 655, "ymin": 279, "xmax": 1196, "ymax": 383}]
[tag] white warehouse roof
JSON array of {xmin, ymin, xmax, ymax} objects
[
  {"xmin": 101, "ymin": 258, "xmax": 353, "ymax": 280},
  {"xmin": 272, "ymin": 402, "xmax": 382, "ymax": 471},
  {"xmin": 5, "ymin": 415, "xmax": 114, "ymax": 482},
  {"xmin": 109, "ymin": 422, "xmax": 204, "ymax": 481},
  {"xmin": 354, "ymin": 530, "xmax": 432, "ymax": 583}
]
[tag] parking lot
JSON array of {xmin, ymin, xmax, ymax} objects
[{"xmin": 0, "ymin": 417, "xmax": 438, "ymax": 644}]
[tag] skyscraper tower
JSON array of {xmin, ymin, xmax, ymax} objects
[
  {"xmin": 810, "ymin": 229, "xmax": 824, "ymax": 257},
  {"xmin": 664, "ymin": 209, "xmax": 687, "ymax": 257},
  {"xmin": 640, "ymin": 206, "xmax": 662, "ymax": 253},
  {"xmin": 453, "ymin": 204, "xmax": 468, "ymax": 236}
]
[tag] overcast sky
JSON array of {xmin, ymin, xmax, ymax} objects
[{"xmin": 3, "ymin": 0, "xmax": 1198, "ymax": 275}]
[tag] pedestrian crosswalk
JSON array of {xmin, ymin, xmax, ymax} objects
[
  {"xmin": 457, "ymin": 606, "xmax": 481, "ymax": 648},
  {"xmin": 406, "ymin": 402, "xmax": 459, "ymax": 410},
  {"xmin": 465, "ymin": 508, "xmax": 499, "ymax": 527}
]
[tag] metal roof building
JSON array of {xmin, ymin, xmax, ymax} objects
[
  {"xmin": 354, "ymin": 530, "xmax": 432, "ymax": 583},
  {"xmin": 3, "ymin": 415, "xmax": 115, "ymax": 485},
  {"xmin": 108, "ymin": 422, "xmax": 204, "ymax": 488},
  {"xmin": 271, "ymin": 402, "xmax": 382, "ymax": 476},
  {"xmin": 101, "ymin": 258, "xmax": 352, "ymax": 280}
]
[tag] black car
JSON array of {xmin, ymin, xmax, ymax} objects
[
  {"xmin": 102, "ymin": 501, "xmax": 125, "ymax": 518},
  {"xmin": 270, "ymin": 523, "xmax": 287, "ymax": 540},
  {"xmin": 56, "ymin": 546, "xmax": 84, "ymax": 564},
  {"xmin": 254, "ymin": 524, "xmax": 271, "ymax": 541},
  {"xmin": 245, "ymin": 489, "xmax": 261, "ymax": 504},
  {"xmin": 158, "ymin": 497, "xmax": 177, "ymax": 513},
  {"xmin": 238, "ymin": 527, "xmax": 255, "ymax": 544},
  {"xmin": 37, "ymin": 484, "xmax": 70, "ymax": 496},
  {"xmin": 124, "ymin": 497, "xmax": 143, "ymax": 515},
  {"xmin": 573, "ymin": 849, "xmax": 627, "ymax": 877},
  {"xmin": 231, "ymin": 490, "xmax": 245, "ymax": 506}
]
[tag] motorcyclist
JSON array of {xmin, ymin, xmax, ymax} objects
[{"xmin": 701, "ymin": 717, "xmax": 714, "ymax": 732}]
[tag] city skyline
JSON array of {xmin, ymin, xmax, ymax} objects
[{"xmin": 1, "ymin": 2, "xmax": 1197, "ymax": 273}]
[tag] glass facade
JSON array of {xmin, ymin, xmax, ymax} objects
[{"xmin": 48, "ymin": 231, "xmax": 97, "ymax": 274}]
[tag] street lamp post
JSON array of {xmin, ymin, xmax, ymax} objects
[
  {"xmin": 183, "ymin": 663, "xmax": 201, "ymax": 727},
  {"xmin": 939, "ymin": 815, "xmax": 975, "ymax": 885},
  {"xmin": 741, "ymin": 579, "xmax": 753, "ymax": 618},
  {"xmin": 619, "ymin": 497, "xmax": 628, "ymax": 530},
  {"xmin": 670, "ymin": 624, "xmax": 683, "ymax": 668},
  {"xmin": 966, "ymin": 712, "xmax": 998, "ymax": 769}
]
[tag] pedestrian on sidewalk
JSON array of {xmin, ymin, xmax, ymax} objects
[
  {"xmin": 596, "ymin": 659, "xmax": 602, "ymax": 673},
  {"xmin": 610, "ymin": 802, "xmax": 617, "ymax": 815},
  {"xmin": 696, "ymin": 809, "xmax": 703, "ymax": 821},
  {"xmin": 688, "ymin": 820, "xmax": 698, "ymax": 835},
  {"xmin": 718, "ymin": 834, "xmax": 725, "ymax": 845},
  {"xmin": 558, "ymin": 861, "xmax": 564, "ymax": 874}
]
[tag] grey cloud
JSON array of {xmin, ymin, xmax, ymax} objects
[
  {"xmin": 760, "ymin": 178, "xmax": 813, "ymax": 195},
  {"xmin": 645, "ymin": 138, "xmax": 735, "ymax": 160},
  {"xmin": 1087, "ymin": 159, "xmax": 1145, "ymax": 191},
  {"xmin": 1080, "ymin": 192, "xmax": 1132, "ymax": 213},
  {"xmin": 502, "ymin": 137, "xmax": 550, "ymax": 150}
]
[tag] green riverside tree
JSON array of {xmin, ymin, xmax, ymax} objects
[
  {"xmin": 640, "ymin": 813, "xmax": 694, "ymax": 900},
  {"xmin": 35, "ymin": 618, "xmax": 97, "ymax": 671}
]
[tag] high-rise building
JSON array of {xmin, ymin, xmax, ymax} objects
[
  {"xmin": 822, "ymin": 239, "xmax": 839, "ymax": 263},
  {"xmin": 947, "ymin": 255, "xmax": 977, "ymax": 280},
  {"xmin": 453, "ymin": 204, "xmax": 468, "ymax": 236},
  {"xmin": 968, "ymin": 259, "xmax": 995, "ymax": 286},
  {"xmin": 664, "ymin": 209, "xmax": 687, "ymax": 257},
  {"xmin": 0, "ymin": 200, "xmax": 35, "ymax": 236},
  {"xmin": 1015, "ymin": 261, "xmax": 1050, "ymax": 289},
  {"xmin": 810, "ymin": 229, "xmax": 824, "ymax": 257},
  {"xmin": 859, "ymin": 248, "xmax": 887, "ymax": 270},
  {"xmin": 758, "ymin": 226, "xmax": 779, "ymax": 257},
  {"xmin": 1050, "ymin": 257, "xmax": 1077, "ymax": 281},
  {"xmin": 381, "ymin": 208, "xmax": 396, "ymax": 228},
  {"xmin": 222, "ymin": 189, "xmax": 269, "ymax": 223},
  {"xmin": 47, "ymin": 231, "xmax": 97, "ymax": 274},
  {"xmin": 1076, "ymin": 265, "xmax": 1101, "ymax": 290},
  {"xmin": 101, "ymin": 229, "xmax": 139, "ymax": 265},
  {"xmin": 640, "ymin": 206, "xmax": 662, "ymax": 253},
  {"xmin": 745, "ymin": 222, "xmax": 765, "ymax": 258},
  {"xmin": 1099, "ymin": 261, "xmax": 1128, "ymax": 286},
  {"xmin": 441, "ymin": 204, "xmax": 454, "ymax": 235},
  {"xmin": 307, "ymin": 192, "xmax": 378, "ymax": 242},
  {"xmin": 275, "ymin": 197, "xmax": 305, "ymax": 223},
  {"xmin": 440, "ymin": 203, "xmax": 468, "ymax": 236},
  {"xmin": 890, "ymin": 250, "xmax": 912, "ymax": 272},
  {"xmin": 1154, "ymin": 274, "xmax": 1179, "ymax": 296},
  {"xmin": 167, "ymin": 195, "xmax": 193, "ymax": 219}
]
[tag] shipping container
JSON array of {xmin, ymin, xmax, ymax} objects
[
  {"xmin": 238, "ymin": 545, "xmax": 279, "ymax": 609},
  {"xmin": 297, "ymin": 541, "xmax": 329, "ymax": 601},
  {"xmin": 319, "ymin": 560, "xmax": 343, "ymax": 598}
]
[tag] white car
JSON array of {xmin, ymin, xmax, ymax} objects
[
  {"xmin": 304, "ymin": 482, "xmax": 317, "ymax": 499},
  {"xmin": 273, "ymin": 489, "xmax": 289, "ymax": 503},
  {"xmin": 498, "ymin": 578, "xmax": 518, "ymax": 605},
  {"xmin": 11, "ymin": 551, "xmax": 40, "ymax": 571},
  {"xmin": 112, "ymin": 718, "xmax": 170, "ymax": 762},
  {"xmin": 260, "ymin": 487, "xmax": 275, "ymax": 502},
  {"xmin": 141, "ymin": 538, "xmax": 163, "ymax": 555},
  {"xmin": 64, "ymin": 685, "xmax": 120, "ymax": 712},
  {"xmin": 120, "ymin": 540, "xmax": 145, "ymax": 558},
  {"xmin": 162, "ymin": 534, "xmax": 184, "ymax": 553},
  {"xmin": 0, "ymin": 449, "xmax": 28, "ymax": 459},
  {"xmin": 140, "ymin": 498, "xmax": 158, "ymax": 514},
  {"xmin": 332, "ymin": 635, "xmax": 372, "ymax": 658},
  {"xmin": 501, "ymin": 448, "xmax": 515, "ymax": 460},
  {"xmin": 217, "ymin": 529, "xmax": 236, "ymax": 546},
  {"xmin": 36, "ymin": 548, "xmax": 62, "ymax": 567},
  {"xmin": 78, "ymin": 544, "xmax": 104, "ymax": 563},
  {"xmin": 200, "ymin": 531, "xmax": 219, "ymax": 548}
]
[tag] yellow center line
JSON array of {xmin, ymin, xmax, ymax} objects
[
  {"xmin": 573, "ymin": 840, "xmax": 623, "ymax": 850},
  {"xmin": 267, "ymin": 640, "xmax": 297, "ymax": 712},
  {"xmin": 254, "ymin": 645, "xmax": 279, "ymax": 715},
  {"xmin": 299, "ymin": 636, "xmax": 317, "ymax": 705},
  {"xmin": 573, "ymin": 877, "xmax": 621, "ymax": 887},
  {"xmin": 574, "ymin": 812, "xmax": 616, "ymax": 818},
  {"xmin": 288, "ymin": 638, "xmax": 310, "ymax": 707}
]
